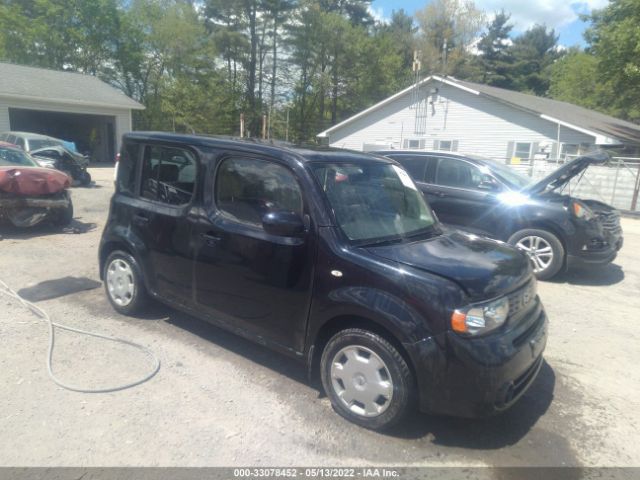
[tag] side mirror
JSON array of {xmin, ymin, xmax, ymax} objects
[{"xmin": 262, "ymin": 210, "xmax": 306, "ymax": 237}]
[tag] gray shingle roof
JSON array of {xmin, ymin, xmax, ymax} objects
[
  {"xmin": 0, "ymin": 62, "xmax": 144, "ymax": 110},
  {"xmin": 451, "ymin": 77, "xmax": 640, "ymax": 145}
]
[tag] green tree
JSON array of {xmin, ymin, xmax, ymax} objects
[
  {"xmin": 415, "ymin": 0, "xmax": 485, "ymax": 76},
  {"xmin": 508, "ymin": 24, "xmax": 561, "ymax": 95},
  {"xmin": 586, "ymin": 0, "xmax": 640, "ymax": 122},
  {"xmin": 475, "ymin": 10, "xmax": 514, "ymax": 87}
]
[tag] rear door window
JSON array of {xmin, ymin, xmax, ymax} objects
[
  {"xmin": 434, "ymin": 157, "xmax": 484, "ymax": 190},
  {"xmin": 388, "ymin": 155, "xmax": 431, "ymax": 182},
  {"xmin": 215, "ymin": 157, "xmax": 303, "ymax": 226},
  {"xmin": 140, "ymin": 145, "xmax": 196, "ymax": 205}
]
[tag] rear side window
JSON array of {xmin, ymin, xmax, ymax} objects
[
  {"xmin": 389, "ymin": 155, "xmax": 429, "ymax": 182},
  {"xmin": 14, "ymin": 137, "xmax": 25, "ymax": 149},
  {"xmin": 117, "ymin": 142, "xmax": 140, "ymax": 195},
  {"xmin": 140, "ymin": 145, "xmax": 196, "ymax": 205},
  {"xmin": 215, "ymin": 157, "xmax": 303, "ymax": 226}
]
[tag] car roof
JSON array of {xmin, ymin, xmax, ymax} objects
[
  {"xmin": 2, "ymin": 131, "xmax": 60, "ymax": 140},
  {"xmin": 125, "ymin": 132, "xmax": 393, "ymax": 165},
  {"xmin": 374, "ymin": 150, "xmax": 493, "ymax": 166}
]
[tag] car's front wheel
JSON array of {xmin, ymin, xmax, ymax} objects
[
  {"xmin": 509, "ymin": 229, "xmax": 564, "ymax": 280},
  {"xmin": 103, "ymin": 250, "xmax": 148, "ymax": 315},
  {"xmin": 320, "ymin": 328, "xmax": 415, "ymax": 430}
]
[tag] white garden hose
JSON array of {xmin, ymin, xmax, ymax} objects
[{"xmin": 0, "ymin": 278, "xmax": 160, "ymax": 393}]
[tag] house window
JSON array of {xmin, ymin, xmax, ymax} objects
[
  {"xmin": 560, "ymin": 144, "xmax": 580, "ymax": 160},
  {"xmin": 514, "ymin": 142, "xmax": 532, "ymax": 160},
  {"xmin": 434, "ymin": 140, "xmax": 458, "ymax": 152},
  {"xmin": 403, "ymin": 139, "xmax": 425, "ymax": 149}
]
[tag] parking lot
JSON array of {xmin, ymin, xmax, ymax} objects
[{"xmin": 1, "ymin": 166, "xmax": 639, "ymax": 468}]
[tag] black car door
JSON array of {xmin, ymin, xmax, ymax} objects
[
  {"xmin": 192, "ymin": 153, "xmax": 315, "ymax": 353},
  {"xmin": 427, "ymin": 157, "xmax": 503, "ymax": 236},
  {"xmin": 131, "ymin": 143, "xmax": 198, "ymax": 306}
]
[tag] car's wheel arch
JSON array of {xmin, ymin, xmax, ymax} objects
[{"xmin": 307, "ymin": 315, "xmax": 418, "ymax": 389}]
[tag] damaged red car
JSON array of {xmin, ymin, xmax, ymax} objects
[{"xmin": 0, "ymin": 142, "xmax": 74, "ymax": 228}]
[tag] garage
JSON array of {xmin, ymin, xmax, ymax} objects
[
  {"xmin": 9, "ymin": 108, "xmax": 116, "ymax": 162},
  {"xmin": 0, "ymin": 62, "xmax": 144, "ymax": 162}
]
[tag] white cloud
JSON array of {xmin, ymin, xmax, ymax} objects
[
  {"xmin": 475, "ymin": 0, "xmax": 610, "ymax": 32},
  {"xmin": 367, "ymin": 5, "xmax": 389, "ymax": 25}
]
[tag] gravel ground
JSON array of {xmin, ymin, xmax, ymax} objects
[{"xmin": 0, "ymin": 166, "xmax": 639, "ymax": 468}]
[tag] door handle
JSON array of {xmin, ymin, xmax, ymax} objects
[
  {"xmin": 435, "ymin": 191, "xmax": 446, "ymax": 198},
  {"xmin": 133, "ymin": 214, "xmax": 150, "ymax": 225},
  {"xmin": 200, "ymin": 232, "xmax": 222, "ymax": 247}
]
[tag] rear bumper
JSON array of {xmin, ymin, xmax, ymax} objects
[{"xmin": 408, "ymin": 301, "xmax": 548, "ymax": 418}]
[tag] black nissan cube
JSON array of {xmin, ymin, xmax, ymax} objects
[{"xmin": 100, "ymin": 133, "xmax": 548, "ymax": 430}]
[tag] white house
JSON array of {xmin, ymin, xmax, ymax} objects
[
  {"xmin": 317, "ymin": 76, "xmax": 640, "ymax": 163},
  {"xmin": 0, "ymin": 62, "xmax": 144, "ymax": 162}
]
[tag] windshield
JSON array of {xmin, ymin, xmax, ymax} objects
[
  {"xmin": 312, "ymin": 162, "xmax": 437, "ymax": 243},
  {"xmin": 29, "ymin": 139, "xmax": 61, "ymax": 151},
  {"xmin": 0, "ymin": 147, "xmax": 39, "ymax": 167}
]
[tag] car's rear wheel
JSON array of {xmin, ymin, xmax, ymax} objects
[
  {"xmin": 320, "ymin": 328, "xmax": 414, "ymax": 430},
  {"xmin": 508, "ymin": 229, "xmax": 564, "ymax": 280},
  {"xmin": 103, "ymin": 250, "xmax": 148, "ymax": 315}
]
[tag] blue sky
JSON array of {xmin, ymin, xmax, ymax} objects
[{"xmin": 370, "ymin": 0, "xmax": 611, "ymax": 47}]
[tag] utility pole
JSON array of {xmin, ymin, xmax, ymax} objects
[
  {"xmin": 262, "ymin": 114, "xmax": 267, "ymax": 140},
  {"xmin": 285, "ymin": 108, "xmax": 289, "ymax": 142},
  {"xmin": 240, "ymin": 113, "xmax": 245, "ymax": 138}
]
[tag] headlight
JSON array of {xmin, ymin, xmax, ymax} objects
[
  {"xmin": 451, "ymin": 297, "xmax": 510, "ymax": 336},
  {"xmin": 572, "ymin": 200, "xmax": 595, "ymax": 221}
]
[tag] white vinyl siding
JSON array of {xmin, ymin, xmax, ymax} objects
[{"xmin": 325, "ymin": 82, "xmax": 596, "ymax": 162}]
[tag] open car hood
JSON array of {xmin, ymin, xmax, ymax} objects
[{"xmin": 524, "ymin": 152, "xmax": 609, "ymax": 195}]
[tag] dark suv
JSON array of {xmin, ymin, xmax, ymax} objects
[
  {"xmin": 100, "ymin": 133, "xmax": 547, "ymax": 430},
  {"xmin": 376, "ymin": 151, "xmax": 624, "ymax": 280}
]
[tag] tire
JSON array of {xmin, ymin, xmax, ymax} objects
[
  {"xmin": 320, "ymin": 328, "xmax": 415, "ymax": 430},
  {"xmin": 103, "ymin": 250, "xmax": 149, "ymax": 316},
  {"xmin": 7, "ymin": 207, "xmax": 48, "ymax": 228},
  {"xmin": 51, "ymin": 198, "xmax": 74, "ymax": 227},
  {"xmin": 80, "ymin": 171, "xmax": 92, "ymax": 187},
  {"xmin": 508, "ymin": 228, "xmax": 565, "ymax": 280}
]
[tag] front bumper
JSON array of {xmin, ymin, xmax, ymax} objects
[
  {"xmin": 567, "ymin": 235, "xmax": 623, "ymax": 268},
  {"xmin": 0, "ymin": 191, "xmax": 70, "ymax": 210},
  {"xmin": 408, "ymin": 299, "xmax": 548, "ymax": 418}
]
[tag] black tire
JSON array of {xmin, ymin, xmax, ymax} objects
[
  {"xmin": 508, "ymin": 228, "xmax": 565, "ymax": 280},
  {"xmin": 103, "ymin": 250, "xmax": 149, "ymax": 316},
  {"xmin": 320, "ymin": 328, "xmax": 415, "ymax": 430},
  {"xmin": 80, "ymin": 171, "xmax": 92, "ymax": 186},
  {"xmin": 51, "ymin": 198, "xmax": 74, "ymax": 227}
]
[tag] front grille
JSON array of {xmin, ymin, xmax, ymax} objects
[
  {"xmin": 507, "ymin": 279, "xmax": 537, "ymax": 319},
  {"xmin": 598, "ymin": 210, "xmax": 622, "ymax": 235}
]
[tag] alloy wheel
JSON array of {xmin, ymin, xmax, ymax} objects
[{"xmin": 516, "ymin": 235, "xmax": 554, "ymax": 273}]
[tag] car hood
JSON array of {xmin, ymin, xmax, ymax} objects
[
  {"xmin": 0, "ymin": 166, "xmax": 70, "ymax": 195},
  {"xmin": 365, "ymin": 229, "xmax": 531, "ymax": 300},
  {"xmin": 524, "ymin": 152, "xmax": 609, "ymax": 195}
]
